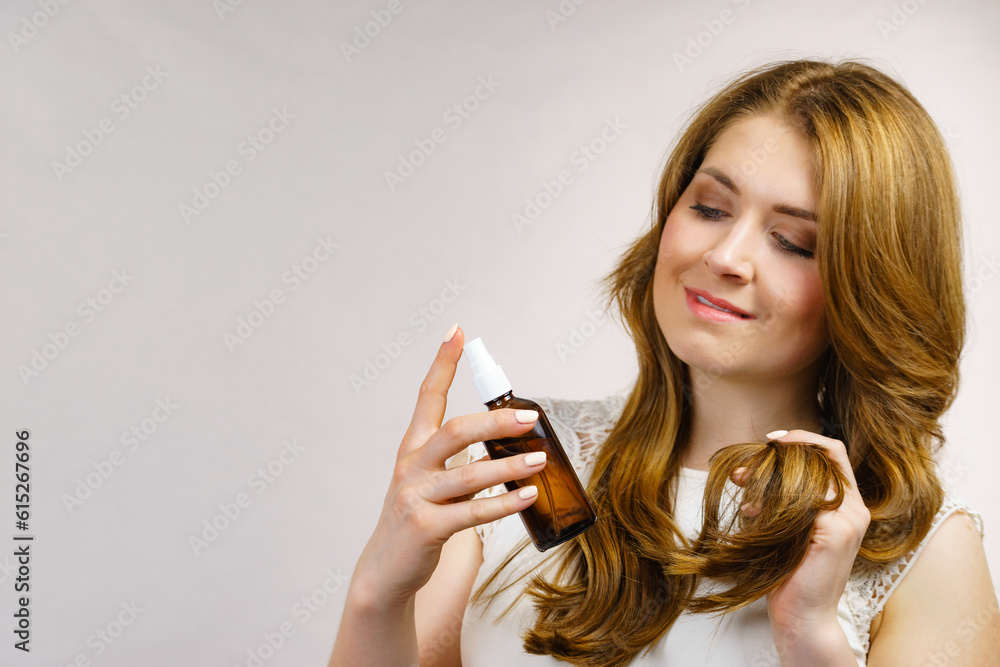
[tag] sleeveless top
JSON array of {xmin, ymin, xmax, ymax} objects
[{"xmin": 457, "ymin": 395, "xmax": 983, "ymax": 666}]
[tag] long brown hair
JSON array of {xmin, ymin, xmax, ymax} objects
[{"xmin": 472, "ymin": 58, "xmax": 964, "ymax": 665}]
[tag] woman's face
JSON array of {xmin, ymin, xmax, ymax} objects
[{"xmin": 653, "ymin": 114, "xmax": 828, "ymax": 384}]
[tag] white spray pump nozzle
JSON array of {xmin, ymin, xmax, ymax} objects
[{"xmin": 464, "ymin": 337, "xmax": 513, "ymax": 403}]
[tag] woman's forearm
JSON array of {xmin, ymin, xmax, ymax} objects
[{"xmin": 328, "ymin": 576, "xmax": 419, "ymax": 667}]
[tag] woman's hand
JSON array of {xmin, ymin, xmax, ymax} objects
[
  {"xmin": 350, "ymin": 323, "xmax": 548, "ymax": 613},
  {"xmin": 732, "ymin": 428, "xmax": 870, "ymax": 665}
]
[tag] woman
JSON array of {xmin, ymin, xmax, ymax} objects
[{"xmin": 330, "ymin": 59, "xmax": 1000, "ymax": 665}]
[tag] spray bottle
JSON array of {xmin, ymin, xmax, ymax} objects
[{"xmin": 464, "ymin": 337, "xmax": 597, "ymax": 551}]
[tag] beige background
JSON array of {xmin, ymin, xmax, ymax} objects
[{"xmin": 0, "ymin": 1, "xmax": 997, "ymax": 665}]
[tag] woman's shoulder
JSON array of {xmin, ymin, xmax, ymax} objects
[
  {"xmin": 845, "ymin": 493, "xmax": 985, "ymax": 655},
  {"xmin": 864, "ymin": 495, "xmax": 999, "ymax": 661}
]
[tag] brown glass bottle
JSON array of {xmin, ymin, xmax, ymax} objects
[{"xmin": 483, "ymin": 390, "xmax": 597, "ymax": 551}]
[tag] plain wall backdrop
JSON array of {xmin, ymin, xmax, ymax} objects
[{"xmin": 1, "ymin": 1, "xmax": 997, "ymax": 665}]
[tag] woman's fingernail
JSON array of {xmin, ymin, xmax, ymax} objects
[
  {"xmin": 524, "ymin": 451, "xmax": 547, "ymax": 466},
  {"xmin": 515, "ymin": 410, "xmax": 538, "ymax": 424},
  {"xmin": 766, "ymin": 430, "xmax": 788, "ymax": 439},
  {"xmin": 518, "ymin": 485, "xmax": 538, "ymax": 500},
  {"xmin": 443, "ymin": 322, "xmax": 459, "ymax": 343}
]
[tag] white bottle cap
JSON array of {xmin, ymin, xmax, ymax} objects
[{"xmin": 464, "ymin": 337, "xmax": 512, "ymax": 403}]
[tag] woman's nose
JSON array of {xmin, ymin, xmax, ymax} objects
[{"xmin": 703, "ymin": 218, "xmax": 755, "ymax": 283}]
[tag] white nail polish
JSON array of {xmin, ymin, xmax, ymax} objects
[
  {"xmin": 766, "ymin": 429, "xmax": 788, "ymax": 439},
  {"xmin": 524, "ymin": 451, "xmax": 546, "ymax": 466},
  {"xmin": 443, "ymin": 322, "xmax": 458, "ymax": 343},
  {"xmin": 518, "ymin": 485, "xmax": 538, "ymax": 500},
  {"xmin": 514, "ymin": 410, "xmax": 538, "ymax": 424}
]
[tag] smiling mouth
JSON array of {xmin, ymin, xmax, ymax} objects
[{"xmin": 693, "ymin": 293, "xmax": 751, "ymax": 319}]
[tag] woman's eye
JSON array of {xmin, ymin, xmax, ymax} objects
[
  {"xmin": 689, "ymin": 201, "xmax": 815, "ymax": 260},
  {"xmin": 773, "ymin": 233, "xmax": 814, "ymax": 259},
  {"xmin": 690, "ymin": 203, "xmax": 726, "ymax": 221}
]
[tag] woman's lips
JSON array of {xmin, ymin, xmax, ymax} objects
[{"xmin": 684, "ymin": 288, "xmax": 755, "ymax": 322}]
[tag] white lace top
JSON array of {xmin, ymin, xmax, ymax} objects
[{"xmin": 458, "ymin": 395, "xmax": 983, "ymax": 666}]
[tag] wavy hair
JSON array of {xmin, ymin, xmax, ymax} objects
[{"xmin": 471, "ymin": 58, "xmax": 964, "ymax": 666}]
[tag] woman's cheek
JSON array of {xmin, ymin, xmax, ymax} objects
[
  {"xmin": 659, "ymin": 215, "xmax": 699, "ymax": 264},
  {"xmin": 784, "ymin": 277, "xmax": 829, "ymax": 355}
]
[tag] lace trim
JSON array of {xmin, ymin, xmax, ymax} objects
[
  {"xmin": 846, "ymin": 496, "xmax": 984, "ymax": 655},
  {"xmin": 465, "ymin": 395, "xmax": 627, "ymax": 545}
]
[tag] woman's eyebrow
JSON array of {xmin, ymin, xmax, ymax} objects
[
  {"xmin": 696, "ymin": 166, "xmax": 818, "ymax": 223},
  {"xmin": 773, "ymin": 203, "xmax": 818, "ymax": 223},
  {"xmin": 698, "ymin": 166, "xmax": 741, "ymax": 195}
]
